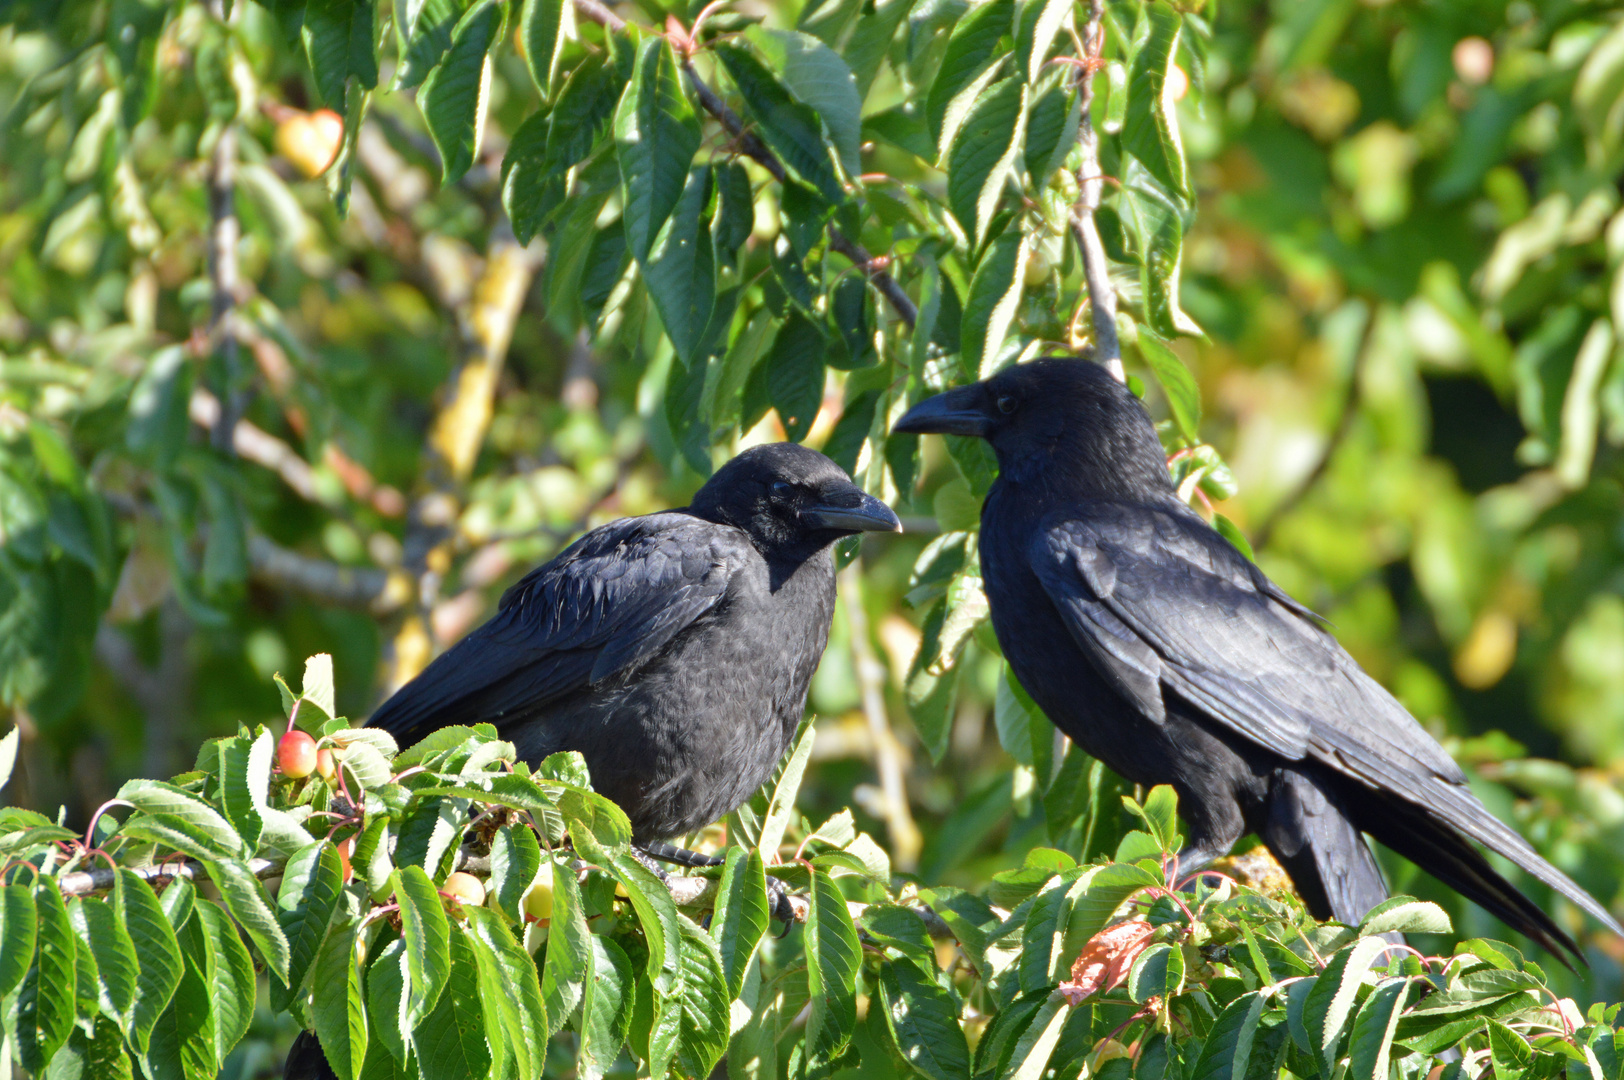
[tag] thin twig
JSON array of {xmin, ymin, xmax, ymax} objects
[
  {"xmin": 1068, "ymin": 1, "xmax": 1123, "ymax": 381},
  {"xmin": 58, "ymin": 855, "xmax": 282, "ymax": 898}
]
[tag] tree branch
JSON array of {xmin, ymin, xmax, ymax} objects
[
  {"xmin": 206, "ymin": 0, "xmax": 246, "ymax": 448},
  {"xmin": 1068, "ymin": 1, "xmax": 1123, "ymax": 382}
]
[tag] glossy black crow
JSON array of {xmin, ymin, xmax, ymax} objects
[
  {"xmin": 895, "ymin": 358, "xmax": 1620, "ymax": 959},
  {"xmin": 286, "ymin": 443, "xmax": 898, "ymax": 1080}
]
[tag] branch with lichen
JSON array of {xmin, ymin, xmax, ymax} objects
[{"xmin": 1068, "ymin": 0, "xmax": 1124, "ymax": 382}]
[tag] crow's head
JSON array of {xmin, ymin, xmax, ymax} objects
[
  {"xmin": 893, "ymin": 358, "xmax": 1174, "ymax": 497},
  {"xmin": 691, "ymin": 443, "xmax": 901, "ymax": 555}
]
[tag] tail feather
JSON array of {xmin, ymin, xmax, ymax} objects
[
  {"xmin": 1259, "ymin": 769, "xmax": 1390, "ymax": 927},
  {"xmin": 284, "ymin": 1030, "xmax": 337, "ymax": 1080},
  {"xmin": 1363, "ymin": 796, "xmax": 1585, "ymax": 965}
]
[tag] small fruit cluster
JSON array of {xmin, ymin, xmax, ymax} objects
[{"xmin": 276, "ymin": 729, "xmax": 336, "ymax": 780}]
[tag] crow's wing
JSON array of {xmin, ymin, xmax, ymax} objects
[
  {"xmin": 1029, "ymin": 500, "xmax": 1622, "ymax": 935},
  {"xmin": 368, "ymin": 513, "xmax": 753, "ymax": 747}
]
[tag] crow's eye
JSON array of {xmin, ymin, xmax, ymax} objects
[
  {"xmin": 770, "ymin": 481, "xmax": 793, "ymax": 499},
  {"xmin": 996, "ymin": 394, "xmax": 1018, "ymax": 415}
]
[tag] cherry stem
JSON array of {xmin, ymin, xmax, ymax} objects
[{"xmin": 84, "ymin": 799, "xmax": 134, "ymax": 851}]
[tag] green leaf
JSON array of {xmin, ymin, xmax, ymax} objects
[
  {"xmin": 1127, "ymin": 941, "xmax": 1186, "ymax": 1003},
  {"xmin": 715, "ymin": 41, "xmax": 845, "ymax": 207},
  {"xmin": 465, "ymin": 909, "xmax": 548, "ymax": 1075},
  {"xmin": 0, "ymin": 725, "xmax": 19, "ymax": 793},
  {"xmin": 758, "ymin": 721, "xmax": 818, "ymax": 860},
  {"xmin": 115, "ymin": 779, "xmax": 247, "ymax": 861},
  {"xmin": 411, "ymin": 920, "xmax": 491, "ymax": 1080},
  {"xmin": 1004, "ymin": 992, "xmax": 1069, "ymax": 1080},
  {"xmin": 303, "ymin": 0, "xmax": 379, "ymax": 108},
  {"xmin": 1189, "ymin": 990, "xmax": 1268, "ymax": 1080},
  {"xmin": 126, "ymin": 347, "xmax": 192, "ymax": 467},
  {"xmin": 1487, "ymin": 1017, "xmax": 1533, "ymax": 1080},
  {"xmin": 500, "ymin": 111, "xmax": 556, "ymax": 247},
  {"xmin": 1014, "ymin": 0, "xmax": 1071, "ymax": 83},
  {"xmin": 1358, "ymin": 898, "xmax": 1452, "ymax": 937},
  {"xmin": 712, "ymin": 847, "xmax": 770, "ymax": 998},
  {"xmin": 312, "ymin": 914, "xmax": 368, "ymax": 1080},
  {"xmin": 760, "ymin": 309, "xmax": 825, "ymax": 442},
  {"xmin": 118, "ymin": 871, "xmax": 182, "ymax": 1055},
  {"xmin": 216, "ymin": 734, "xmax": 264, "ymax": 856},
  {"xmin": 1118, "ymin": 164, "xmax": 1197, "ymax": 339},
  {"xmin": 1347, "ymin": 977, "xmax": 1411, "ymax": 1080},
  {"xmin": 366, "ymin": 937, "xmax": 410, "ymax": 1064},
  {"xmin": 300, "ymin": 653, "xmax": 337, "ymax": 722},
  {"xmin": 1303, "ymin": 936, "xmax": 1393, "ymax": 1075},
  {"xmin": 207, "ymin": 857, "xmax": 290, "ymax": 983},
  {"xmin": 1214, "ymin": 514, "xmax": 1254, "ymax": 562},
  {"xmin": 489, "ymin": 825, "xmax": 542, "ymax": 924},
  {"xmin": 140, "ymin": 917, "xmax": 215, "ymax": 1080},
  {"xmin": 272, "ymin": 840, "xmax": 345, "ymax": 1012},
  {"xmin": 616, "ymin": 37, "xmax": 702, "ymax": 265},
  {"xmin": 1020, "ymin": 871, "xmax": 1087, "ymax": 992},
  {"xmin": 1024, "ymin": 84, "xmax": 1079, "ymax": 187},
  {"xmin": 745, "ymin": 27, "xmax": 863, "ymax": 174},
  {"xmin": 1121, "ymin": 1, "xmax": 1186, "ymax": 197},
  {"xmin": 946, "ymin": 77, "xmax": 1027, "ymax": 250},
  {"xmin": 394, "ymin": 866, "xmax": 452, "ymax": 1028},
  {"xmin": 877, "ymin": 958, "xmax": 972, "ymax": 1080},
  {"xmin": 926, "ymin": 0, "xmax": 1013, "ymax": 153},
  {"xmin": 194, "ymin": 899, "xmax": 256, "ymax": 1064},
  {"xmin": 394, "ymin": 0, "xmax": 465, "ymax": 89},
  {"xmin": 1137, "ymin": 328, "xmax": 1201, "ymax": 443},
  {"xmin": 0, "ymin": 882, "xmax": 37, "ymax": 999},
  {"xmin": 40, "ymin": 1015, "xmax": 133, "ymax": 1080},
  {"xmin": 419, "ymin": 0, "xmax": 500, "ymax": 184},
  {"xmin": 520, "ymin": 0, "xmax": 566, "ymax": 97},
  {"xmin": 644, "ymin": 166, "xmax": 718, "ymax": 365},
  {"xmin": 539, "ymin": 851, "xmax": 591, "ymax": 1036},
  {"xmin": 17, "ymin": 879, "xmax": 76, "ymax": 1073},
  {"xmin": 579, "ymin": 933, "xmax": 635, "ymax": 1080},
  {"xmin": 69, "ymin": 896, "xmax": 139, "ymax": 1030},
  {"xmin": 805, "ymin": 868, "xmax": 862, "ymax": 1061},
  {"xmin": 960, "ymin": 231, "xmax": 1026, "ymax": 379},
  {"xmin": 675, "ymin": 917, "xmax": 730, "ymax": 1079}
]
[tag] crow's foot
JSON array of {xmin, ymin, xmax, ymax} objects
[{"xmin": 639, "ymin": 841, "xmax": 725, "ymax": 869}]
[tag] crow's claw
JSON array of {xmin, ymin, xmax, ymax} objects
[{"xmin": 766, "ymin": 874, "xmax": 799, "ymax": 931}]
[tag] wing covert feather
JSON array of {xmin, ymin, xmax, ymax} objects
[
  {"xmin": 368, "ymin": 513, "xmax": 752, "ymax": 745},
  {"xmin": 1028, "ymin": 501, "xmax": 1463, "ymax": 781}
]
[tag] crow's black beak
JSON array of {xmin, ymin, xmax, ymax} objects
[
  {"xmin": 893, "ymin": 385, "xmax": 992, "ymax": 437},
  {"xmin": 801, "ymin": 490, "xmax": 902, "ymax": 534}
]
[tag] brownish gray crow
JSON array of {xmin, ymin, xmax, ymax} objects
[
  {"xmin": 895, "ymin": 357, "xmax": 1619, "ymax": 960},
  {"xmin": 286, "ymin": 442, "xmax": 898, "ymax": 1080}
]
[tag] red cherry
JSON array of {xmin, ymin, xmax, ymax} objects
[
  {"xmin": 315, "ymin": 747, "xmax": 336, "ymax": 781},
  {"xmin": 278, "ymin": 730, "xmax": 318, "ymax": 778}
]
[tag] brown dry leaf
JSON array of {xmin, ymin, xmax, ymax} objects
[{"xmin": 1058, "ymin": 918, "xmax": 1156, "ymax": 1005}]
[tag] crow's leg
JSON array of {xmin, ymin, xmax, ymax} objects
[
  {"xmin": 1171, "ymin": 788, "xmax": 1247, "ymax": 888},
  {"xmin": 640, "ymin": 840, "xmax": 724, "ymax": 868},
  {"xmin": 635, "ymin": 844, "xmax": 797, "ymax": 924}
]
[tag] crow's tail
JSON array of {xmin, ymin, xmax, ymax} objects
[
  {"xmin": 1366, "ymin": 796, "xmax": 1587, "ymax": 966},
  {"xmin": 284, "ymin": 1030, "xmax": 337, "ymax": 1080},
  {"xmin": 1259, "ymin": 768, "xmax": 1391, "ymax": 928}
]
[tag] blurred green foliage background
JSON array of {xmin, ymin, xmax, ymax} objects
[{"xmin": 4, "ymin": 0, "xmax": 1624, "ymax": 1025}]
